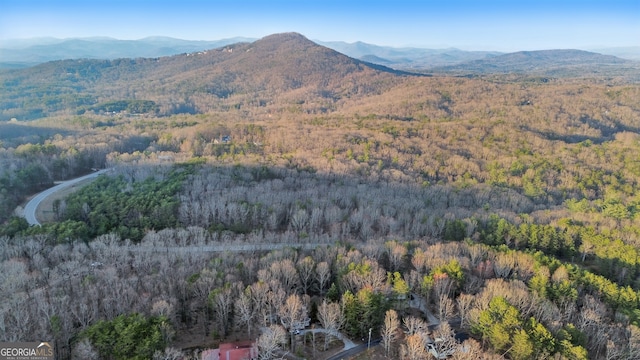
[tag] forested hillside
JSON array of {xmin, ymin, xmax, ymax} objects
[
  {"xmin": 430, "ymin": 49, "xmax": 640, "ymax": 78},
  {"xmin": 1, "ymin": 33, "xmax": 640, "ymax": 359},
  {"xmin": 0, "ymin": 32, "xmax": 406, "ymax": 121}
]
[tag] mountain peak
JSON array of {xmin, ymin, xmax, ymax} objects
[
  {"xmin": 240, "ymin": 32, "xmax": 411, "ymax": 78},
  {"xmin": 251, "ymin": 32, "xmax": 318, "ymax": 51},
  {"xmin": 259, "ymin": 32, "xmax": 309, "ymax": 41},
  {"xmin": 0, "ymin": 32, "xmax": 411, "ymax": 120}
]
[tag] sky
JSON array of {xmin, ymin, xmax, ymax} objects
[{"xmin": 0, "ymin": 0, "xmax": 638, "ymax": 51}]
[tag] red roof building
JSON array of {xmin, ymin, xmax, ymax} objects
[{"xmin": 201, "ymin": 341, "xmax": 257, "ymax": 360}]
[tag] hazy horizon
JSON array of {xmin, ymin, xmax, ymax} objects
[{"xmin": 1, "ymin": 0, "xmax": 638, "ymax": 52}]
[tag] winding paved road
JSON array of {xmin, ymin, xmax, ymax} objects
[{"xmin": 23, "ymin": 169, "xmax": 111, "ymax": 226}]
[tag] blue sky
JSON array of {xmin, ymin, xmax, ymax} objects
[{"xmin": 0, "ymin": 0, "xmax": 638, "ymax": 51}]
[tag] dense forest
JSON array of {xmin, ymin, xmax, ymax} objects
[{"xmin": 2, "ymin": 33, "xmax": 640, "ymax": 359}]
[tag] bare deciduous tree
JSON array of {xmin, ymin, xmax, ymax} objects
[
  {"xmin": 428, "ymin": 322, "xmax": 458, "ymax": 360},
  {"xmin": 297, "ymin": 256, "xmax": 315, "ymax": 295},
  {"xmin": 625, "ymin": 325, "xmax": 640, "ymax": 360},
  {"xmin": 401, "ymin": 333, "xmax": 428, "ymax": 360},
  {"xmin": 456, "ymin": 293, "xmax": 474, "ymax": 330},
  {"xmin": 210, "ymin": 285, "xmax": 235, "ymax": 337},
  {"xmin": 450, "ymin": 338, "xmax": 495, "ymax": 360},
  {"xmin": 249, "ymin": 281, "xmax": 271, "ymax": 327},
  {"xmin": 278, "ymin": 294, "xmax": 310, "ymax": 351},
  {"xmin": 290, "ymin": 209, "xmax": 309, "ymax": 232},
  {"xmin": 235, "ymin": 288, "xmax": 256, "ymax": 337},
  {"xmin": 72, "ymin": 338, "xmax": 99, "ymax": 360},
  {"xmin": 436, "ymin": 294, "xmax": 456, "ymax": 323},
  {"xmin": 151, "ymin": 299, "xmax": 174, "ymax": 319},
  {"xmin": 257, "ymin": 325, "xmax": 287, "ymax": 360},
  {"xmin": 152, "ymin": 347, "xmax": 184, "ymax": 360},
  {"xmin": 432, "ymin": 273, "xmax": 455, "ymax": 300},
  {"xmin": 578, "ymin": 295, "xmax": 609, "ymax": 356},
  {"xmin": 71, "ymin": 302, "xmax": 96, "ymax": 329},
  {"xmin": 493, "ymin": 252, "xmax": 516, "ymax": 279},
  {"xmin": 386, "ymin": 241, "xmax": 407, "ymax": 272},
  {"xmin": 381, "ymin": 309, "xmax": 399, "ymax": 357},
  {"xmin": 317, "ymin": 300, "xmax": 344, "ymax": 351},
  {"xmin": 341, "ymin": 258, "xmax": 387, "ymax": 294},
  {"xmin": 403, "ymin": 316, "xmax": 429, "ymax": 336},
  {"xmin": 269, "ymin": 259, "xmax": 299, "ymax": 293},
  {"xmin": 266, "ymin": 284, "xmax": 286, "ymax": 327},
  {"xmin": 315, "ymin": 261, "xmax": 331, "ymax": 295}
]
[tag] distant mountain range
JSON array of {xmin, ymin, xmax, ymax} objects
[
  {"xmin": 315, "ymin": 40, "xmax": 503, "ymax": 69},
  {"xmin": 429, "ymin": 49, "xmax": 639, "ymax": 77},
  {"xmin": 0, "ymin": 36, "xmax": 254, "ymax": 68},
  {"xmin": 1, "ymin": 32, "xmax": 639, "ymax": 121},
  {"xmin": 3, "ymin": 35, "xmax": 639, "ymax": 71},
  {"xmin": 589, "ymin": 47, "xmax": 640, "ymax": 61}
]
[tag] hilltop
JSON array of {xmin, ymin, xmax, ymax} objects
[
  {"xmin": 430, "ymin": 49, "xmax": 640, "ymax": 78},
  {"xmin": 0, "ymin": 33, "xmax": 410, "ymax": 121}
]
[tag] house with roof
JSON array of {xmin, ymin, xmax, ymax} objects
[{"xmin": 201, "ymin": 341, "xmax": 257, "ymax": 360}]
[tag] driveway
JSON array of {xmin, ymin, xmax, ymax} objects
[
  {"xmin": 409, "ymin": 292, "xmax": 440, "ymax": 325},
  {"xmin": 300, "ymin": 328, "xmax": 356, "ymax": 351}
]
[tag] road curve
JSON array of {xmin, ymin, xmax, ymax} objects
[{"xmin": 23, "ymin": 169, "xmax": 112, "ymax": 226}]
